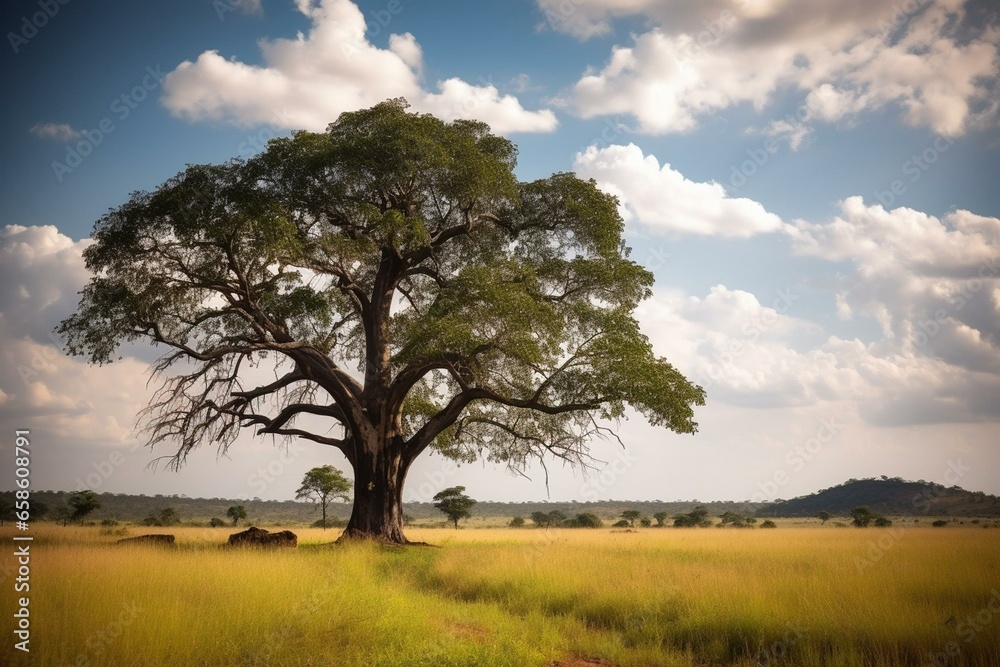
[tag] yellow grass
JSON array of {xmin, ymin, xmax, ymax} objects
[{"xmin": 2, "ymin": 524, "xmax": 998, "ymax": 665}]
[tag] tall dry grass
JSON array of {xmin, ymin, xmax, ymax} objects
[{"xmin": 1, "ymin": 524, "xmax": 997, "ymax": 666}]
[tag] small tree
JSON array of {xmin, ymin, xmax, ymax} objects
[
  {"xmin": 760, "ymin": 520, "xmax": 777, "ymax": 528},
  {"xmin": 297, "ymin": 465, "xmax": 353, "ymax": 530},
  {"xmin": 817, "ymin": 511, "xmax": 831, "ymax": 525},
  {"xmin": 210, "ymin": 517, "xmax": 226, "ymax": 527},
  {"xmin": 52, "ymin": 504, "xmax": 73, "ymax": 527},
  {"xmin": 874, "ymin": 516, "xmax": 893, "ymax": 527},
  {"xmin": 509, "ymin": 516, "xmax": 525, "ymax": 528},
  {"xmin": 850, "ymin": 506, "xmax": 875, "ymax": 527},
  {"xmin": 159, "ymin": 507, "xmax": 180, "ymax": 526},
  {"xmin": 653, "ymin": 511, "xmax": 669, "ymax": 527},
  {"xmin": 621, "ymin": 510, "xmax": 641, "ymax": 527},
  {"xmin": 433, "ymin": 486, "xmax": 477, "ymax": 529},
  {"xmin": 68, "ymin": 490, "xmax": 101, "ymax": 523},
  {"xmin": 227, "ymin": 505, "xmax": 248, "ymax": 526},
  {"xmin": 530, "ymin": 511, "xmax": 552, "ymax": 527}
]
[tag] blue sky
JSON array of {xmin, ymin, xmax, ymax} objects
[{"xmin": 2, "ymin": 0, "xmax": 999, "ymax": 504}]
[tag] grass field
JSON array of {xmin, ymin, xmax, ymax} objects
[{"xmin": 2, "ymin": 523, "xmax": 999, "ymax": 666}]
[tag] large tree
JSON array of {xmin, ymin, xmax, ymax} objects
[{"xmin": 59, "ymin": 99, "xmax": 704, "ymax": 544}]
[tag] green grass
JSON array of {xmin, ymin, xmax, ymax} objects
[{"xmin": 2, "ymin": 524, "xmax": 998, "ymax": 665}]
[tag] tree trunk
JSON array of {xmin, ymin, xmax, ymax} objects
[{"xmin": 340, "ymin": 444, "xmax": 410, "ymax": 544}]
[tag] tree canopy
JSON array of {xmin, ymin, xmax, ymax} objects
[
  {"xmin": 59, "ymin": 98, "xmax": 704, "ymax": 543},
  {"xmin": 297, "ymin": 465, "xmax": 352, "ymax": 529},
  {"xmin": 68, "ymin": 490, "xmax": 101, "ymax": 523},
  {"xmin": 432, "ymin": 486, "xmax": 476, "ymax": 529}
]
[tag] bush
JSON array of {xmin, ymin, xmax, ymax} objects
[
  {"xmin": 568, "ymin": 513, "xmax": 603, "ymax": 528},
  {"xmin": 509, "ymin": 516, "xmax": 525, "ymax": 528},
  {"xmin": 209, "ymin": 518, "xmax": 226, "ymax": 527},
  {"xmin": 874, "ymin": 516, "xmax": 893, "ymax": 527},
  {"xmin": 932, "ymin": 520, "xmax": 948, "ymax": 527},
  {"xmin": 718, "ymin": 511, "xmax": 757, "ymax": 528},
  {"xmin": 673, "ymin": 506, "xmax": 712, "ymax": 527},
  {"xmin": 760, "ymin": 520, "xmax": 777, "ymax": 528},
  {"xmin": 100, "ymin": 519, "xmax": 119, "ymax": 527},
  {"xmin": 612, "ymin": 519, "xmax": 631, "ymax": 528}
]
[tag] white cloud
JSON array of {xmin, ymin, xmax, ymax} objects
[
  {"xmin": 29, "ymin": 123, "xmax": 82, "ymax": 142},
  {"xmin": 619, "ymin": 194, "xmax": 1000, "ymax": 427},
  {"xmin": 163, "ymin": 0, "xmax": 557, "ymax": 134},
  {"xmin": 754, "ymin": 118, "xmax": 814, "ymax": 151},
  {"xmin": 0, "ymin": 225, "xmax": 149, "ymax": 445},
  {"xmin": 235, "ymin": 0, "xmax": 263, "ymax": 16},
  {"xmin": 553, "ymin": 0, "xmax": 999, "ymax": 136},
  {"xmin": 572, "ymin": 143, "xmax": 784, "ymax": 237}
]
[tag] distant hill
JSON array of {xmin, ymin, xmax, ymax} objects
[{"xmin": 757, "ymin": 477, "xmax": 1000, "ymax": 518}]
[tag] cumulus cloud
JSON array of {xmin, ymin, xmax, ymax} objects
[
  {"xmin": 163, "ymin": 0, "xmax": 557, "ymax": 134},
  {"xmin": 0, "ymin": 225, "xmax": 150, "ymax": 445},
  {"xmin": 29, "ymin": 123, "xmax": 82, "ymax": 142},
  {"xmin": 572, "ymin": 143, "xmax": 784, "ymax": 237},
  {"xmin": 790, "ymin": 197, "xmax": 1000, "ymax": 370},
  {"xmin": 0, "ymin": 225, "xmax": 92, "ymax": 344},
  {"xmin": 551, "ymin": 0, "xmax": 999, "ymax": 136},
  {"xmin": 621, "ymin": 194, "xmax": 1000, "ymax": 427}
]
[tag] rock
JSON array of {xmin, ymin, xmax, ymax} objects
[
  {"xmin": 227, "ymin": 526, "xmax": 297, "ymax": 548},
  {"xmin": 117, "ymin": 534, "xmax": 175, "ymax": 546}
]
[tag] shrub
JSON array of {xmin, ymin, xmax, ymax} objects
[
  {"xmin": 673, "ymin": 506, "xmax": 712, "ymax": 527},
  {"xmin": 612, "ymin": 519, "xmax": 631, "ymax": 528},
  {"xmin": 100, "ymin": 519, "xmax": 119, "ymax": 527},
  {"xmin": 209, "ymin": 518, "xmax": 226, "ymax": 527},
  {"xmin": 509, "ymin": 516, "xmax": 525, "ymax": 528},
  {"xmin": 760, "ymin": 520, "xmax": 777, "ymax": 528},
  {"xmin": 570, "ymin": 513, "xmax": 603, "ymax": 528},
  {"xmin": 932, "ymin": 520, "xmax": 948, "ymax": 527},
  {"xmin": 874, "ymin": 516, "xmax": 893, "ymax": 527}
]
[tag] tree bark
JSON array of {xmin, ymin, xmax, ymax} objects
[{"xmin": 340, "ymin": 443, "xmax": 411, "ymax": 544}]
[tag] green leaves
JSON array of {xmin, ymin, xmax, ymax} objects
[{"xmin": 60, "ymin": 98, "xmax": 704, "ymax": 474}]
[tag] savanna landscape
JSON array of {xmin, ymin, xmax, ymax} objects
[
  {"xmin": 2, "ymin": 519, "xmax": 999, "ymax": 666},
  {"xmin": 4, "ymin": 2, "xmax": 1000, "ymax": 666}
]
